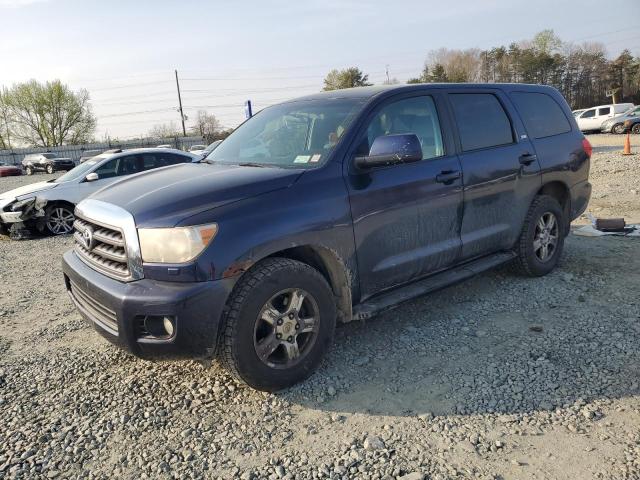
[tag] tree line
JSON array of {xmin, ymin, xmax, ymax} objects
[{"xmin": 323, "ymin": 30, "xmax": 640, "ymax": 109}]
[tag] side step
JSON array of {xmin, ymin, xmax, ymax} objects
[{"xmin": 352, "ymin": 251, "xmax": 516, "ymax": 320}]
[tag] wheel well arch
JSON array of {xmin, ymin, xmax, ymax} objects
[
  {"xmin": 44, "ymin": 199, "xmax": 76, "ymax": 213},
  {"xmin": 537, "ymin": 181, "xmax": 571, "ymax": 231},
  {"xmin": 265, "ymin": 245, "xmax": 353, "ymax": 323}
]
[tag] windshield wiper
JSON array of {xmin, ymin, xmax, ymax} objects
[{"xmin": 237, "ymin": 162, "xmax": 268, "ymax": 168}]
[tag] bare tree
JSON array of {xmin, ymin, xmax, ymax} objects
[
  {"xmin": 2, "ymin": 80, "xmax": 96, "ymax": 147},
  {"xmin": 149, "ymin": 121, "xmax": 180, "ymax": 139},
  {"xmin": 190, "ymin": 110, "xmax": 221, "ymax": 137}
]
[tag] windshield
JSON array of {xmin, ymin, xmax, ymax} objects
[
  {"xmin": 53, "ymin": 156, "xmax": 106, "ymax": 183},
  {"xmin": 205, "ymin": 98, "xmax": 366, "ymax": 168}
]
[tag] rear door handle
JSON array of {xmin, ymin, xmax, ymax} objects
[
  {"xmin": 436, "ymin": 170, "xmax": 461, "ymax": 184},
  {"xmin": 519, "ymin": 153, "xmax": 537, "ymax": 166}
]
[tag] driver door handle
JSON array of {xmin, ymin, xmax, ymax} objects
[
  {"xmin": 519, "ymin": 153, "xmax": 537, "ymax": 165},
  {"xmin": 436, "ymin": 170, "xmax": 461, "ymax": 184}
]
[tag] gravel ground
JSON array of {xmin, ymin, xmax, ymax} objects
[{"xmin": 0, "ymin": 135, "xmax": 639, "ymax": 479}]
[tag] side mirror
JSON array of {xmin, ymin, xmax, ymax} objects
[
  {"xmin": 354, "ymin": 134, "xmax": 422, "ymax": 169},
  {"xmin": 85, "ymin": 172, "xmax": 99, "ymax": 182}
]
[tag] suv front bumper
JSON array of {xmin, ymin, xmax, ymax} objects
[{"xmin": 62, "ymin": 250, "xmax": 236, "ymax": 359}]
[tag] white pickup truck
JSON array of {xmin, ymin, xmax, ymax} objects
[{"xmin": 575, "ymin": 103, "xmax": 634, "ymax": 132}]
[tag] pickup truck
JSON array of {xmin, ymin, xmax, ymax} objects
[{"xmin": 62, "ymin": 84, "xmax": 592, "ymax": 391}]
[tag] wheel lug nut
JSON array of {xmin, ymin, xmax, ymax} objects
[
  {"xmin": 288, "ymin": 313, "xmax": 295, "ymax": 319},
  {"xmin": 287, "ymin": 336, "xmax": 293, "ymax": 342},
  {"xmin": 276, "ymin": 333, "xmax": 282, "ymax": 339},
  {"xmin": 277, "ymin": 319, "xmax": 283, "ymax": 325},
  {"xmin": 295, "ymin": 324, "xmax": 300, "ymax": 330}
]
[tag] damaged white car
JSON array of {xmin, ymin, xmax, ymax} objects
[{"xmin": 0, "ymin": 148, "xmax": 199, "ymax": 239}]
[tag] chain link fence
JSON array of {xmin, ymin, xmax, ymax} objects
[{"xmin": 0, "ymin": 136, "xmax": 205, "ymax": 166}]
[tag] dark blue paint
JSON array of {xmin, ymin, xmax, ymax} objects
[{"xmin": 64, "ymin": 83, "xmax": 591, "ymax": 359}]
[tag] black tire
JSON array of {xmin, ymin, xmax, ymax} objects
[
  {"xmin": 25, "ymin": 166, "xmax": 33, "ymax": 175},
  {"xmin": 45, "ymin": 164, "xmax": 54, "ymax": 174},
  {"xmin": 219, "ymin": 257, "xmax": 336, "ymax": 391},
  {"xmin": 612, "ymin": 123, "xmax": 624, "ymax": 135},
  {"xmin": 632, "ymin": 124, "xmax": 640, "ymax": 135},
  {"xmin": 513, "ymin": 195, "xmax": 565, "ymax": 277},
  {"xmin": 44, "ymin": 204, "xmax": 75, "ymax": 235}
]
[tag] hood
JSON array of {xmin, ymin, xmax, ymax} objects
[
  {"xmin": 0, "ymin": 181, "xmax": 57, "ymax": 201},
  {"xmin": 89, "ymin": 162, "xmax": 304, "ymax": 227}
]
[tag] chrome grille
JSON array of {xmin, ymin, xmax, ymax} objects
[
  {"xmin": 73, "ymin": 216, "xmax": 131, "ymax": 280},
  {"xmin": 69, "ymin": 280, "xmax": 118, "ymax": 335}
]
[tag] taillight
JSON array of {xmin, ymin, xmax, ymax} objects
[{"xmin": 582, "ymin": 138, "xmax": 592, "ymax": 158}]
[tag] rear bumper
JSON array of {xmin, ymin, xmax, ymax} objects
[
  {"xmin": 570, "ymin": 180, "xmax": 591, "ymax": 221},
  {"xmin": 62, "ymin": 250, "xmax": 236, "ymax": 359}
]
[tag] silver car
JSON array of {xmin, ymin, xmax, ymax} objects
[
  {"xmin": 601, "ymin": 105, "xmax": 640, "ymax": 134},
  {"xmin": 0, "ymin": 148, "xmax": 199, "ymax": 238}
]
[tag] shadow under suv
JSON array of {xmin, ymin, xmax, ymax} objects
[{"xmin": 62, "ymin": 84, "xmax": 592, "ymax": 391}]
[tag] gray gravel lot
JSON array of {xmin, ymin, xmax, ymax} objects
[{"xmin": 0, "ymin": 135, "xmax": 639, "ymax": 479}]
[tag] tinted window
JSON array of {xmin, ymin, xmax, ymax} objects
[
  {"xmin": 117, "ymin": 155, "xmax": 144, "ymax": 176},
  {"xmin": 94, "ymin": 159, "xmax": 118, "ymax": 179},
  {"xmin": 365, "ymin": 96, "xmax": 444, "ymax": 160},
  {"xmin": 142, "ymin": 152, "xmax": 190, "ymax": 170},
  {"xmin": 510, "ymin": 92, "xmax": 571, "ymax": 139},
  {"xmin": 598, "ymin": 107, "xmax": 611, "ymax": 116},
  {"xmin": 449, "ymin": 93, "xmax": 513, "ymax": 151},
  {"xmin": 581, "ymin": 109, "xmax": 595, "ymax": 118}
]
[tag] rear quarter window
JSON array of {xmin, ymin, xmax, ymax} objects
[{"xmin": 511, "ymin": 92, "xmax": 571, "ymax": 139}]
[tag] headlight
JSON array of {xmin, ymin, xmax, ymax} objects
[
  {"xmin": 138, "ymin": 223, "xmax": 218, "ymax": 263},
  {"xmin": 10, "ymin": 198, "xmax": 35, "ymax": 212}
]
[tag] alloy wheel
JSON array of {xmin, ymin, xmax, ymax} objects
[
  {"xmin": 612, "ymin": 124, "xmax": 624, "ymax": 135},
  {"xmin": 253, "ymin": 288, "xmax": 320, "ymax": 369},
  {"xmin": 46, "ymin": 207, "xmax": 75, "ymax": 235},
  {"xmin": 533, "ymin": 212, "xmax": 558, "ymax": 262}
]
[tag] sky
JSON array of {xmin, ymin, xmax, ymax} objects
[{"xmin": 1, "ymin": 0, "xmax": 639, "ymax": 140}]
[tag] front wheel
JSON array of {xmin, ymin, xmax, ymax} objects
[
  {"xmin": 45, "ymin": 205, "xmax": 75, "ymax": 235},
  {"xmin": 632, "ymin": 124, "xmax": 640, "ymax": 135},
  {"xmin": 25, "ymin": 166, "xmax": 33, "ymax": 175},
  {"xmin": 513, "ymin": 195, "xmax": 565, "ymax": 277},
  {"xmin": 219, "ymin": 257, "xmax": 336, "ymax": 391}
]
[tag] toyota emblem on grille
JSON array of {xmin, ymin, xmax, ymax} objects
[{"xmin": 82, "ymin": 226, "xmax": 94, "ymax": 250}]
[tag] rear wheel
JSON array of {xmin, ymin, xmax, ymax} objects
[
  {"xmin": 45, "ymin": 204, "xmax": 75, "ymax": 235},
  {"xmin": 612, "ymin": 123, "xmax": 625, "ymax": 134},
  {"xmin": 513, "ymin": 195, "xmax": 565, "ymax": 277},
  {"xmin": 25, "ymin": 166, "xmax": 33, "ymax": 175},
  {"xmin": 632, "ymin": 124, "xmax": 640, "ymax": 134},
  {"xmin": 219, "ymin": 257, "xmax": 336, "ymax": 391},
  {"xmin": 45, "ymin": 164, "xmax": 54, "ymax": 174}
]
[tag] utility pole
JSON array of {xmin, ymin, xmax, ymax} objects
[
  {"xmin": 175, "ymin": 69, "xmax": 186, "ymax": 136},
  {"xmin": 385, "ymin": 64, "xmax": 390, "ymax": 84}
]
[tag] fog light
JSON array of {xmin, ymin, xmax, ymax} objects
[
  {"xmin": 142, "ymin": 315, "xmax": 175, "ymax": 338},
  {"xmin": 162, "ymin": 316, "xmax": 175, "ymax": 337}
]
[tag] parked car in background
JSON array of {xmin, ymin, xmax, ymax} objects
[
  {"xmin": 156, "ymin": 144, "xmax": 173, "ymax": 149},
  {"xmin": 572, "ymin": 109, "xmax": 586, "ymax": 117},
  {"xmin": 623, "ymin": 117, "xmax": 640, "ymax": 134},
  {"xmin": 200, "ymin": 140, "xmax": 222, "ymax": 157},
  {"xmin": 575, "ymin": 103, "xmax": 635, "ymax": 132},
  {"xmin": 188, "ymin": 144, "xmax": 207, "ymax": 155},
  {"xmin": 62, "ymin": 83, "xmax": 591, "ymax": 391},
  {"xmin": 22, "ymin": 153, "xmax": 75, "ymax": 175},
  {"xmin": 79, "ymin": 149, "xmax": 104, "ymax": 163},
  {"xmin": 0, "ymin": 148, "xmax": 199, "ymax": 238},
  {"xmin": 0, "ymin": 162, "xmax": 22, "ymax": 177},
  {"xmin": 600, "ymin": 105, "xmax": 640, "ymax": 134}
]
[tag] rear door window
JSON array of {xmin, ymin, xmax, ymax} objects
[
  {"xmin": 448, "ymin": 93, "xmax": 514, "ymax": 151},
  {"xmin": 598, "ymin": 107, "xmax": 611, "ymax": 116},
  {"xmin": 510, "ymin": 92, "xmax": 571, "ymax": 139}
]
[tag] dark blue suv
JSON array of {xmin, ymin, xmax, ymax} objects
[{"xmin": 62, "ymin": 84, "xmax": 592, "ymax": 391}]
